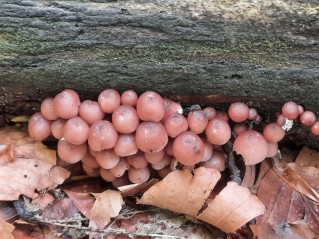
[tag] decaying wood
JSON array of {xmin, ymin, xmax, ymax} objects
[{"xmin": 0, "ymin": 1, "xmax": 318, "ymax": 139}]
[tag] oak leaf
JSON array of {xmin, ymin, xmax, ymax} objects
[
  {"xmin": 90, "ymin": 190, "xmax": 124, "ymax": 229},
  {"xmin": 256, "ymin": 163, "xmax": 319, "ymax": 233},
  {"xmin": 139, "ymin": 167, "xmax": 221, "ymax": 217},
  {"xmin": 140, "ymin": 167, "xmax": 265, "ymax": 233},
  {"xmin": 0, "ymin": 127, "xmax": 70, "ymax": 200}
]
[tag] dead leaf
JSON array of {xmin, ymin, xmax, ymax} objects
[
  {"xmin": 295, "ymin": 146, "xmax": 319, "ymax": 168},
  {"xmin": 0, "ymin": 219, "xmax": 15, "ymax": 239},
  {"xmin": 139, "ymin": 167, "xmax": 221, "ymax": 217},
  {"xmin": 0, "ymin": 158, "xmax": 70, "ymax": 200},
  {"xmin": 256, "ymin": 165, "xmax": 319, "ymax": 233},
  {"xmin": 90, "ymin": 190, "xmax": 123, "ymax": 229},
  {"xmin": 63, "ymin": 178, "xmax": 106, "ymax": 220},
  {"xmin": 12, "ymin": 222, "xmax": 45, "ymax": 239},
  {"xmin": 272, "ymin": 158, "xmax": 319, "ymax": 202},
  {"xmin": 250, "ymin": 223, "xmax": 319, "ymax": 239},
  {"xmin": 0, "ymin": 127, "xmax": 70, "ymax": 200},
  {"xmin": 197, "ymin": 182, "xmax": 265, "ymax": 233},
  {"xmin": 140, "ymin": 167, "xmax": 265, "ymax": 233}
]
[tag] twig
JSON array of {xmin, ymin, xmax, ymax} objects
[
  {"xmin": 223, "ymin": 141, "xmax": 241, "ymax": 185},
  {"xmin": 36, "ymin": 216, "xmax": 178, "ymax": 238}
]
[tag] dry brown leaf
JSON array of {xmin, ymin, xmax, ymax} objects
[
  {"xmin": 12, "ymin": 222, "xmax": 45, "ymax": 239},
  {"xmin": 0, "ymin": 127, "xmax": 70, "ymax": 200},
  {"xmin": 256, "ymin": 165, "xmax": 319, "ymax": 233},
  {"xmin": 0, "ymin": 219, "xmax": 15, "ymax": 239},
  {"xmin": 140, "ymin": 167, "xmax": 265, "ymax": 233},
  {"xmin": 295, "ymin": 146, "xmax": 319, "ymax": 168},
  {"xmin": 63, "ymin": 178, "xmax": 106, "ymax": 221},
  {"xmin": 139, "ymin": 167, "xmax": 221, "ymax": 217},
  {"xmin": 41, "ymin": 198, "xmax": 80, "ymax": 220},
  {"xmin": 250, "ymin": 223, "xmax": 319, "ymax": 239},
  {"xmin": 0, "ymin": 158, "xmax": 70, "ymax": 200},
  {"xmin": 90, "ymin": 190, "xmax": 123, "ymax": 229},
  {"xmin": 0, "ymin": 127, "xmax": 56, "ymax": 165},
  {"xmin": 272, "ymin": 158, "xmax": 319, "ymax": 202},
  {"xmin": 197, "ymin": 182, "xmax": 265, "ymax": 233}
]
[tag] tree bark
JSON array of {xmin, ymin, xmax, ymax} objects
[{"xmin": 0, "ymin": 1, "xmax": 318, "ymax": 117}]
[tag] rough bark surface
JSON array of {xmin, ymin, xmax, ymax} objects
[{"xmin": 0, "ymin": 1, "xmax": 318, "ymax": 116}]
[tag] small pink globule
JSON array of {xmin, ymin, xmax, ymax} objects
[
  {"xmin": 200, "ymin": 150, "xmax": 226, "ymax": 172},
  {"xmin": 300, "ymin": 111, "xmax": 317, "ymax": 127},
  {"xmin": 51, "ymin": 118, "xmax": 66, "ymax": 139},
  {"xmin": 203, "ymin": 107, "xmax": 217, "ymax": 120},
  {"xmin": 79, "ymin": 100, "xmax": 105, "ymax": 125},
  {"xmin": 110, "ymin": 158, "xmax": 130, "ymax": 177},
  {"xmin": 277, "ymin": 114, "xmax": 286, "ymax": 126},
  {"xmin": 114, "ymin": 133, "xmax": 138, "ymax": 157},
  {"xmin": 187, "ymin": 110, "xmax": 208, "ymax": 134},
  {"xmin": 28, "ymin": 112, "xmax": 51, "ymax": 141},
  {"xmin": 201, "ymin": 139, "xmax": 213, "ymax": 162},
  {"xmin": 63, "ymin": 116, "xmax": 90, "ymax": 145},
  {"xmin": 41, "ymin": 97, "xmax": 58, "ymax": 120},
  {"xmin": 95, "ymin": 149, "xmax": 120, "ymax": 169},
  {"xmin": 112, "ymin": 174, "xmax": 131, "ymax": 187},
  {"xmin": 112, "ymin": 105, "xmax": 139, "ymax": 133},
  {"xmin": 81, "ymin": 151, "xmax": 100, "ymax": 169},
  {"xmin": 282, "ymin": 101, "xmax": 299, "ymax": 120},
  {"xmin": 263, "ymin": 122, "xmax": 285, "ymax": 143},
  {"xmin": 82, "ymin": 164, "xmax": 100, "ymax": 177},
  {"xmin": 144, "ymin": 150, "xmax": 165, "ymax": 164},
  {"xmin": 228, "ymin": 102, "xmax": 249, "ymax": 122},
  {"xmin": 98, "ymin": 89, "xmax": 121, "ymax": 114},
  {"xmin": 173, "ymin": 131, "xmax": 204, "ymax": 165},
  {"xmin": 53, "ymin": 89, "xmax": 81, "ymax": 119},
  {"xmin": 233, "ymin": 130, "xmax": 268, "ymax": 165},
  {"xmin": 164, "ymin": 113, "xmax": 188, "ymax": 138},
  {"xmin": 128, "ymin": 166, "xmax": 150, "ymax": 184},
  {"xmin": 248, "ymin": 108, "xmax": 258, "ymax": 121},
  {"xmin": 100, "ymin": 168, "xmax": 116, "ymax": 182},
  {"xmin": 127, "ymin": 151, "xmax": 149, "ymax": 169},
  {"xmin": 88, "ymin": 120, "xmax": 118, "ymax": 151},
  {"xmin": 57, "ymin": 139, "xmax": 87, "ymax": 164},
  {"xmin": 151, "ymin": 155, "xmax": 171, "ymax": 170},
  {"xmin": 205, "ymin": 118, "xmax": 231, "ymax": 145},
  {"xmin": 255, "ymin": 114, "xmax": 262, "ymax": 123},
  {"xmin": 162, "ymin": 99, "xmax": 183, "ymax": 122},
  {"xmin": 297, "ymin": 105, "xmax": 304, "ymax": 115},
  {"xmin": 311, "ymin": 121, "xmax": 319, "ymax": 136},
  {"xmin": 233, "ymin": 123, "xmax": 248, "ymax": 136},
  {"xmin": 215, "ymin": 111, "xmax": 229, "ymax": 121},
  {"xmin": 136, "ymin": 91, "xmax": 165, "ymax": 122},
  {"xmin": 120, "ymin": 90, "xmax": 138, "ymax": 106},
  {"xmin": 135, "ymin": 122, "xmax": 168, "ymax": 153}
]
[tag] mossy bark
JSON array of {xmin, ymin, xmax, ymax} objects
[{"xmin": 0, "ymin": 0, "xmax": 318, "ymax": 117}]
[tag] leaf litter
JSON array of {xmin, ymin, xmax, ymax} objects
[
  {"xmin": 0, "ymin": 127, "xmax": 70, "ymax": 201},
  {"xmin": 1, "ymin": 126, "xmax": 319, "ymax": 239},
  {"xmin": 253, "ymin": 147, "xmax": 319, "ymax": 238}
]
